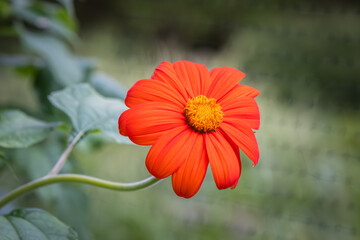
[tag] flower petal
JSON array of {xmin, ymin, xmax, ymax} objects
[
  {"xmin": 218, "ymin": 129, "xmax": 242, "ymax": 190},
  {"xmin": 218, "ymin": 85, "xmax": 260, "ymax": 105},
  {"xmin": 119, "ymin": 102, "xmax": 186, "ymax": 145},
  {"xmin": 172, "ymin": 133, "xmax": 209, "ymax": 198},
  {"xmin": 173, "ymin": 60, "xmax": 211, "ymax": 96},
  {"xmin": 151, "ymin": 61, "xmax": 189, "ymax": 102},
  {"xmin": 118, "ymin": 108, "xmax": 130, "ymax": 136},
  {"xmin": 125, "ymin": 79, "xmax": 186, "ymax": 108},
  {"xmin": 221, "ymin": 97, "xmax": 260, "ymax": 130},
  {"xmin": 220, "ymin": 121, "xmax": 259, "ymax": 166},
  {"xmin": 205, "ymin": 131, "xmax": 241, "ymax": 189},
  {"xmin": 146, "ymin": 126, "xmax": 197, "ymax": 179},
  {"xmin": 207, "ymin": 67, "xmax": 246, "ymax": 100}
]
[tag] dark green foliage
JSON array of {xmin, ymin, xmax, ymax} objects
[
  {"xmin": 0, "ymin": 208, "xmax": 78, "ymax": 240},
  {"xmin": 0, "ymin": 110, "xmax": 59, "ymax": 148},
  {"xmin": 0, "ymin": 1, "xmax": 129, "ymax": 239}
]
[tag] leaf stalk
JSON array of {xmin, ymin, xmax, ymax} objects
[{"xmin": 0, "ymin": 174, "xmax": 161, "ymax": 208}]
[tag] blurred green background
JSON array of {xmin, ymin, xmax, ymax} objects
[{"xmin": 0, "ymin": 0, "xmax": 359, "ymax": 239}]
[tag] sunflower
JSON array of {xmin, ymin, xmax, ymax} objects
[{"xmin": 118, "ymin": 60, "xmax": 260, "ymax": 198}]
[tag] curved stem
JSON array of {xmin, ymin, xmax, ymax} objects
[
  {"xmin": 0, "ymin": 174, "xmax": 161, "ymax": 208},
  {"xmin": 47, "ymin": 131, "xmax": 84, "ymax": 176}
]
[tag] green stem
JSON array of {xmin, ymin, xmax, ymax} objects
[
  {"xmin": 0, "ymin": 174, "xmax": 161, "ymax": 208},
  {"xmin": 47, "ymin": 131, "xmax": 84, "ymax": 176}
]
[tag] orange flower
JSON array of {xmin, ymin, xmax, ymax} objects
[{"xmin": 118, "ymin": 61, "xmax": 260, "ymax": 198}]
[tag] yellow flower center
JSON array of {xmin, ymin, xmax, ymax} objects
[{"xmin": 184, "ymin": 95, "xmax": 223, "ymax": 133}]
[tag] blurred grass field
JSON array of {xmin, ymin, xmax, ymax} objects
[
  {"xmin": 70, "ymin": 19, "xmax": 360, "ymax": 239},
  {"xmin": 1, "ymin": 0, "xmax": 359, "ymax": 239}
]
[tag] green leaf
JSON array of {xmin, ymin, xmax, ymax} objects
[
  {"xmin": 48, "ymin": 83, "xmax": 132, "ymax": 144},
  {"xmin": 11, "ymin": 136, "xmax": 93, "ymax": 239},
  {"xmin": 0, "ymin": 54, "xmax": 43, "ymax": 68},
  {"xmin": 56, "ymin": 0, "xmax": 75, "ymax": 20},
  {"xmin": 89, "ymin": 72, "xmax": 128, "ymax": 100},
  {"xmin": 0, "ymin": 151, "xmax": 18, "ymax": 179},
  {"xmin": 0, "ymin": 208, "xmax": 78, "ymax": 240},
  {"xmin": 12, "ymin": 5, "xmax": 77, "ymax": 44},
  {"xmin": 0, "ymin": 0, "xmax": 11, "ymax": 18},
  {"xmin": 0, "ymin": 110, "xmax": 59, "ymax": 148},
  {"xmin": 17, "ymin": 27, "xmax": 83, "ymax": 86},
  {"xmin": 11, "ymin": 133, "xmax": 64, "ymax": 201}
]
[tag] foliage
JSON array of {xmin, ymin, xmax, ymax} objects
[
  {"xmin": 0, "ymin": 110, "xmax": 59, "ymax": 148},
  {"xmin": 49, "ymin": 83, "xmax": 130, "ymax": 144},
  {"xmin": 0, "ymin": 208, "xmax": 78, "ymax": 240},
  {"xmin": 0, "ymin": 0, "xmax": 131, "ymax": 239}
]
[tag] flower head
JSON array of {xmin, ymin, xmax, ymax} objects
[{"xmin": 119, "ymin": 61, "xmax": 260, "ymax": 198}]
